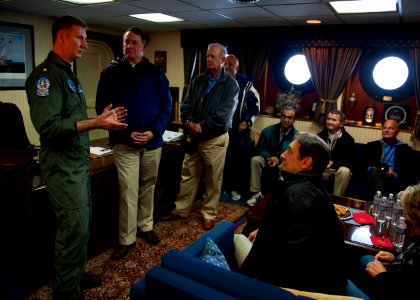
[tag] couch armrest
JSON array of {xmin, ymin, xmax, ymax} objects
[
  {"xmin": 139, "ymin": 266, "xmax": 237, "ymax": 300},
  {"xmin": 130, "ymin": 276, "xmax": 146, "ymax": 300},
  {"xmin": 183, "ymin": 220, "xmax": 235, "ymax": 257},
  {"xmin": 162, "ymin": 249, "xmax": 305, "ymax": 300}
]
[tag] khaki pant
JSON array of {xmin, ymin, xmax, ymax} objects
[
  {"xmin": 113, "ymin": 144, "xmax": 161, "ymax": 245},
  {"xmin": 333, "ymin": 166, "xmax": 352, "ymax": 196},
  {"xmin": 174, "ymin": 132, "xmax": 229, "ymax": 220},
  {"xmin": 249, "ymin": 156, "xmax": 266, "ymax": 193}
]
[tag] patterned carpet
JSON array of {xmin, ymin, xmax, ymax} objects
[{"xmin": 26, "ymin": 200, "xmax": 249, "ymax": 300}]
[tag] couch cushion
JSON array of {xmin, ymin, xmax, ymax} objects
[{"xmin": 200, "ymin": 237, "xmax": 230, "ymax": 270}]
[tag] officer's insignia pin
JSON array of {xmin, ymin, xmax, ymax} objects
[
  {"xmin": 67, "ymin": 79, "xmax": 76, "ymax": 92},
  {"xmin": 36, "ymin": 77, "xmax": 51, "ymax": 97}
]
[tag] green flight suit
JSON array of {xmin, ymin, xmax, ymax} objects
[{"xmin": 26, "ymin": 51, "xmax": 91, "ymax": 300}]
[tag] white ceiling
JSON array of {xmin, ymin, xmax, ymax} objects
[{"xmin": 1, "ymin": 0, "xmax": 419, "ymax": 32}]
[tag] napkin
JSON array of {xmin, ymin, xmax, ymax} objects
[
  {"xmin": 353, "ymin": 212, "xmax": 375, "ymax": 225},
  {"xmin": 370, "ymin": 236, "xmax": 394, "ymax": 248}
]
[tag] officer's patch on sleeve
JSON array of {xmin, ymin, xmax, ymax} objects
[
  {"xmin": 36, "ymin": 77, "xmax": 51, "ymax": 97},
  {"xmin": 67, "ymin": 79, "xmax": 76, "ymax": 92},
  {"xmin": 78, "ymin": 85, "xmax": 84, "ymax": 93}
]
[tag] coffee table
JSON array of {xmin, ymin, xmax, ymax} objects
[{"xmin": 331, "ymin": 194, "xmax": 410, "ymax": 253}]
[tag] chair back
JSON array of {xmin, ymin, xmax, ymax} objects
[{"xmin": 0, "ymin": 102, "xmax": 36, "ymax": 168}]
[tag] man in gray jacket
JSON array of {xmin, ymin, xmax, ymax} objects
[{"xmin": 162, "ymin": 43, "xmax": 239, "ymax": 230}]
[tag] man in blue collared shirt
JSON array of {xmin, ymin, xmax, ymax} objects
[
  {"xmin": 161, "ymin": 43, "xmax": 239, "ymax": 230},
  {"xmin": 366, "ymin": 119, "xmax": 414, "ymax": 199}
]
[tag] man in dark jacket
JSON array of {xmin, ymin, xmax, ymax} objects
[
  {"xmin": 239, "ymin": 133, "xmax": 347, "ymax": 295},
  {"xmin": 317, "ymin": 109, "xmax": 355, "ymax": 196},
  {"xmin": 365, "ymin": 119, "xmax": 414, "ymax": 199},
  {"xmin": 96, "ymin": 27, "xmax": 172, "ymax": 259},
  {"xmin": 162, "ymin": 43, "xmax": 239, "ymax": 230},
  {"xmin": 223, "ymin": 54, "xmax": 260, "ymax": 201}
]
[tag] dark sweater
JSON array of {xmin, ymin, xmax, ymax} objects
[{"xmin": 317, "ymin": 127, "xmax": 355, "ymax": 170}]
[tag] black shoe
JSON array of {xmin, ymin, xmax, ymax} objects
[
  {"xmin": 110, "ymin": 242, "xmax": 136, "ymax": 260},
  {"xmin": 81, "ymin": 273, "xmax": 102, "ymax": 290},
  {"xmin": 138, "ymin": 230, "xmax": 160, "ymax": 245}
]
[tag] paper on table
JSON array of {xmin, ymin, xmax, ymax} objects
[
  {"xmin": 90, "ymin": 146, "xmax": 113, "ymax": 158},
  {"xmin": 163, "ymin": 130, "xmax": 183, "ymax": 143}
]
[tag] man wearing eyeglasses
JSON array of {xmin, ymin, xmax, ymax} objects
[{"xmin": 246, "ymin": 105, "xmax": 298, "ymax": 206}]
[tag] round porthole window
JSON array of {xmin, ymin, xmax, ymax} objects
[
  {"xmin": 373, "ymin": 57, "xmax": 408, "ymax": 90},
  {"xmin": 273, "ymin": 48, "xmax": 314, "ymax": 95},
  {"xmin": 284, "ymin": 54, "xmax": 311, "ymax": 85},
  {"xmin": 359, "ymin": 49, "xmax": 413, "ymax": 102}
]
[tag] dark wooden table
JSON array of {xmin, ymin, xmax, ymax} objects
[
  {"xmin": 331, "ymin": 194, "xmax": 410, "ymax": 253},
  {"xmin": 245, "ymin": 193, "xmax": 410, "ymax": 254},
  {"xmin": 0, "ymin": 138, "xmax": 184, "ymax": 285}
]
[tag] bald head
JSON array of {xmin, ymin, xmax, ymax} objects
[
  {"xmin": 382, "ymin": 119, "xmax": 400, "ymax": 144},
  {"xmin": 224, "ymin": 54, "xmax": 239, "ymax": 77}
]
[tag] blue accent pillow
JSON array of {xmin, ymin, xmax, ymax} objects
[{"xmin": 199, "ymin": 237, "xmax": 230, "ymax": 271}]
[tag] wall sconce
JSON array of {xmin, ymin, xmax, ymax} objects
[{"xmin": 349, "ymin": 92, "xmax": 357, "ymax": 108}]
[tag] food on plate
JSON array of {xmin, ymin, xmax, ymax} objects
[{"xmin": 334, "ymin": 204, "xmax": 347, "ymax": 218}]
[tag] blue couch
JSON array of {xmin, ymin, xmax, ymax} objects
[
  {"xmin": 329, "ymin": 143, "xmax": 420, "ymax": 201},
  {"xmin": 131, "ymin": 221, "xmax": 369, "ymax": 300}
]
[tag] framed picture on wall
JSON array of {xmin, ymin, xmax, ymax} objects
[
  {"xmin": 0, "ymin": 21, "xmax": 34, "ymax": 90},
  {"xmin": 384, "ymin": 104, "xmax": 410, "ymax": 129},
  {"xmin": 363, "ymin": 106, "xmax": 377, "ymax": 125}
]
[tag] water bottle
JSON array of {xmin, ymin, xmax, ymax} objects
[
  {"xmin": 376, "ymin": 196, "xmax": 390, "ymax": 237},
  {"xmin": 387, "ymin": 193, "xmax": 396, "ymax": 214},
  {"xmin": 377, "ymin": 197, "xmax": 389, "ymax": 224},
  {"xmin": 392, "ymin": 216, "xmax": 407, "ymax": 250},
  {"xmin": 370, "ymin": 190, "xmax": 382, "ymax": 217},
  {"xmin": 385, "ymin": 193, "xmax": 395, "ymax": 228},
  {"xmin": 391, "ymin": 199, "xmax": 404, "ymax": 226}
]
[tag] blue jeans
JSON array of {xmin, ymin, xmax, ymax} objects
[{"xmin": 361, "ymin": 254, "xmax": 375, "ymax": 269}]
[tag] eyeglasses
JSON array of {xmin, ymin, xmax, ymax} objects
[{"xmin": 280, "ymin": 114, "xmax": 294, "ymax": 120}]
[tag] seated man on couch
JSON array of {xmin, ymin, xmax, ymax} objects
[
  {"xmin": 246, "ymin": 105, "xmax": 298, "ymax": 206},
  {"xmin": 317, "ymin": 109, "xmax": 355, "ymax": 196},
  {"xmin": 366, "ymin": 119, "xmax": 414, "ymax": 199},
  {"xmin": 237, "ymin": 133, "xmax": 347, "ymax": 295}
]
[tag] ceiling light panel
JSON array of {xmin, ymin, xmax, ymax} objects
[
  {"xmin": 330, "ymin": 0, "xmax": 397, "ymax": 14},
  {"xmin": 61, "ymin": 0, "xmax": 114, "ymax": 4},
  {"xmin": 130, "ymin": 13, "xmax": 183, "ymax": 23}
]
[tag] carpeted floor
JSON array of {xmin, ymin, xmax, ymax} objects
[{"xmin": 26, "ymin": 200, "xmax": 248, "ymax": 300}]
